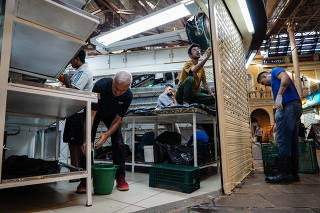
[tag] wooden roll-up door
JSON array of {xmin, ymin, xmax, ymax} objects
[{"xmin": 209, "ymin": 0, "xmax": 253, "ymax": 194}]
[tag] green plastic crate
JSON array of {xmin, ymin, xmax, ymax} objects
[
  {"xmin": 299, "ymin": 140, "xmax": 319, "ymax": 174},
  {"xmin": 261, "ymin": 144, "xmax": 280, "ymax": 176},
  {"xmin": 261, "ymin": 140, "xmax": 320, "ymax": 175},
  {"xmin": 149, "ymin": 164, "xmax": 200, "ymax": 193}
]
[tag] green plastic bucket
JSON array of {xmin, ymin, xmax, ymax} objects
[{"xmin": 93, "ymin": 164, "xmax": 117, "ymax": 195}]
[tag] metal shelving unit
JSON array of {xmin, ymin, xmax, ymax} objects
[
  {"xmin": 0, "ymin": 0, "xmax": 99, "ymax": 206},
  {"xmin": 95, "ymin": 109, "xmax": 219, "ymax": 173}
]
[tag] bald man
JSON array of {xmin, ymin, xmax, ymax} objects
[{"xmin": 79, "ymin": 71, "xmax": 133, "ymax": 192}]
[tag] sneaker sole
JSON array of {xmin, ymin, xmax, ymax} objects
[{"xmin": 117, "ymin": 187, "xmax": 129, "ymax": 191}]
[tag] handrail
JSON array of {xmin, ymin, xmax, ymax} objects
[{"xmin": 248, "ymin": 90, "xmax": 273, "ymax": 99}]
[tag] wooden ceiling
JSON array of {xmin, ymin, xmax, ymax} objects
[{"xmin": 266, "ymin": 0, "xmax": 320, "ymax": 35}]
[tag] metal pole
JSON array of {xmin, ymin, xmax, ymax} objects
[
  {"xmin": 287, "ymin": 22, "xmax": 303, "ymax": 97},
  {"xmin": 41, "ymin": 129, "xmax": 45, "ymax": 159},
  {"xmin": 55, "ymin": 119, "xmax": 60, "ymax": 160},
  {"xmin": 86, "ymin": 102, "xmax": 92, "ymax": 206},
  {"xmin": 155, "ymin": 120, "xmax": 158, "ymax": 137},
  {"xmin": 132, "ymin": 119, "xmax": 135, "ymax": 174},
  {"xmin": 213, "ymin": 118, "xmax": 218, "ymax": 161},
  {"xmin": 171, "ymin": 72, "xmax": 176, "ymax": 87},
  {"xmin": 0, "ymin": 0, "xmax": 15, "ymax": 182},
  {"xmin": 193, "ymin": 113, "xmax": 198, "ymax": 167}
]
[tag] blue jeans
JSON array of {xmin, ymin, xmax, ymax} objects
[{"xmin": 275, "ymin": 100, "xmax": 302, "ymax": 157}]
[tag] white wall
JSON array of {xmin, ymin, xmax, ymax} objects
[
  {"xmin": 87, "ymin": 46, "xmax": 214, "ymax": 78},
  {"xmin": 5, "ymin": 130, "xmax": 36, "ymax": 160}
]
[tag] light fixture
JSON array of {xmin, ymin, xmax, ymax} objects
[
  {"xmin": 98, "ymin": 30, "xmax": 188, "ymax": 52},
  {"xmin": 92, "ymin": 0, "xmax": 194, "ymax": 47},
  {"xmin": 237, "ymin": 0, "xmax": 255, "ymax": 34},
  {"xmin": 245, "ymin": 50, "xmax": 257, "ymax": 69}
]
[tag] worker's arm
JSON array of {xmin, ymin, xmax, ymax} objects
[
  {"xmin": 190, "ymin": 47, "xmax": 211, "ymax": 73},
  {"xmin": 202, "ymin": 78, "xmax": 214, "ymax": 97},
  {"xmin": 274, "ymin": 71, "xmax": 291, "ymax": 110},
  {"xmin": 171, "ymin": 97, "xmax": 177, "ymax": 106},
  {"xmin": 95, "ymin": 115, "xmax": 122, "ymax": 149}
]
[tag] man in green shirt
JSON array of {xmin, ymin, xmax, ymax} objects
[{"xmin": 176, "ymin": 44, "xmax": 215, "ymax": 106}]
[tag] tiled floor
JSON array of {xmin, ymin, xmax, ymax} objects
[{"xmin": 0, "ymin": 167, "xmax": 221, "ymax": 213}]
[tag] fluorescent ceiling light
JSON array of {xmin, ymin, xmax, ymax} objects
[
  {"xmin": 245, "ymin": 50, "xmax": 257, "ymax": 69},
  {"xmin": 100, "ymin": 30, "xmax": 188, "ymax": 52},
  {"xmin": 237, "ymin": 0, "xmax": 254, "ymax": 34},
  {"xmin": 94, "ymin": 0, "xmax": 193, "ymax": 47}
]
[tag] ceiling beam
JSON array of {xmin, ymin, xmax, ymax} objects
[
  {"xmin": 131, "ymin": 0, "xmax": 162, "ymax": 34},
  {"xmin": 95, "ymin": 0, "xmax": 127, "ymax": 22},
  {"xmin": 298, "ymin": 8, "xmax": 320, "ymax": 32},
  {"xmin": 267, "ymin": 0, "xmax": 301, "ymax": 35}
]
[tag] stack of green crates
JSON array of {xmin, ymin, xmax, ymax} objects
[
  {"xmin": 299, "ymin": 140, "xmax": 319, "ymax": 173},
  {"xmin": 261, "ymin": 144, "xmax": 280, "ymax": 176},
  {"xmin": 149, "ymin": 164, "xmax": 200, "ymax": 193},
  {"xmin": 261, "ymin": 140, "xmax": 319, "ymax": 175}
]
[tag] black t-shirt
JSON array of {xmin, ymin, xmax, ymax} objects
[{"xmin": 92, "ymin": 78, "xmax": 133, "ymax": 118}]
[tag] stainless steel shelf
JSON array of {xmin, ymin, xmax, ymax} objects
[
  {"xmin": 124, "ymin": 112, "xmax": 215, "ymax": 124},
  {"xmin": 5, "ymin": 114, "xmax": 56, "ymax": 130},
  {"xmin": 0, "ymin": 171, "xmax": 87, "ymax": 189},
  {"xmin": 10, "ymin": 0, "xmax": 99, "ymax": 78},
  {"xmin": 6, "ymin": 82, "xmax": 97, "ymax": 119},
  {"xmin": 14, "ymin": 0, "xmax": 99, "ymax": 41},
  {"xmin": 94, "ymin": 159, "xmax": 153, "ymax": 167}
]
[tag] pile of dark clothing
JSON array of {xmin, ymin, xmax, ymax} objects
[{"xmin": 3, "ymin": 155, "xmax": 59, "ymax": 179}]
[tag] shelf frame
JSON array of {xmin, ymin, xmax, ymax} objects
[{"xmin": 0, "ymin": 0, "xmax": 98, "ymax": 207}]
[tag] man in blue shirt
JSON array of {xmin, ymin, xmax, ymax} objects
[
  {"xmin": 187, "ymin": 127, "xmax": 209, "ymax": 146},
  {"xmin": 257, "ymin": 67, "xmax": 302, "ymax": 184}
]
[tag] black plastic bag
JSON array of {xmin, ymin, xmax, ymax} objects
[
  {"xmin": 153, "ymin": 142, "xmax": 169, "ymax": 164},
  {"xmin": 156, "ymin": 131, "xmax": 181, "ymax": 146},
  {"xmin": 167, "ymin": 145, "xmax": 194, "ymax": 166}
]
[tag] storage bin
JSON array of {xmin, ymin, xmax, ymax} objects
[
  {"xmin": 299, "ymin": 140, "xmax": 319, "ymax": 174},
  {"xmin": 261, "ymin": 143, "xmax": 279, "ymax": 176},
  {"xmin": 261, "ymin": 140, "xmax": 320, "ymax": 175},
  {"xmin": 144, "ymin": 145, "xmax": 154, "ymax": 163},
  {"xmin": 149, "ymin": 164, "xmax": 200, "ymax": 193}
]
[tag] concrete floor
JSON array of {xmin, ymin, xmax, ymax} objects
[
  {"xmin": 1, "ymin": 150, "xmax": 319, "ymax": 213},
  {"xmin": 0, "ymin": 167, "xmax": 221, "ymax": 213},
  {"xmin": 136, "ymin": 150, "xmax": 320, "ymax": 213}
]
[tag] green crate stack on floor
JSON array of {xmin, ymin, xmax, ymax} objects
[
  {"xmin": 262, "ymin": 140, "xmax": 319, "ymax": 175},
  {"xmin": 149, "ymin": 164, "xmax": 200, "ymax": 193},
  {"xmin": 261, "ymin": 143, "xmax": 280, "ymax": 176},
  {"xmin": 299, "ymin": 140, "xmax": 319, "ymax": 173}
]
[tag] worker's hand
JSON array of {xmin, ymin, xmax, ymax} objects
[
  {"xmin": 205, "ymin": 47, "xmax": 212, "ymax": 59},
  {"xmin": 95, "ymin": 132, "xmax": 109, "ymax": 150},
  {"xmin": 58, "ymin": 74, "xmax": 65, "ymax": 83},
  {"xmin": 210, "ymin": 91, "xmax": 215, "ymax": 97},
  {"xmin": 274, "ymin": 94, "xmax": 283, "ymax": 111},
  {"xmin": 81, "ymin": 142, "xmax": 93, "ymax": 155}
]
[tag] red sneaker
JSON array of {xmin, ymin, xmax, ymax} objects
[
  {"xmin": 116, "ymin": 178, "xmax": 129, "ymax": 191},
  {"xmin": 76, "ymin": 182, "xmax": 86, "ymax": 194}
]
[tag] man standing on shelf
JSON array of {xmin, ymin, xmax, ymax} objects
[
  {"xmin": 176, "ymin": 43, "xmax": 215, "ymax": 106},
  {"xmin": 60, "ymin": 49, "xmax": 93, "ymax": 193},
  {"xmin": 257, "ymin": 67, "xmax": 302, "ymax": 184},
  {"xmin": 156, "ymin": 84, "xmax": 177, "ymax": 109},
  {"xmin": 81, "ymin": 71, "xmax": 133, "ymax": 192}
]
